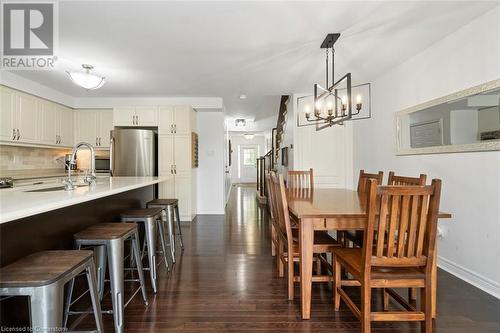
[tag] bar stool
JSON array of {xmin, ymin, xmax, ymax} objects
[
  {"xmin": 65, "ymin": 223, "xmax": 148, "ymax": 333},
  {"xmin": 120, "ymin": 207, "xmax": 170, "ymax": 293},
  {"xmin": 0, "ymin": 250, "xmax": 103, "ymax": 333},
  {"xmin": 147, "ymin": 199, "xmax": 184, "ymax": 263}
]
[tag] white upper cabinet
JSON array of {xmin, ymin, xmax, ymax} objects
[
  {"xmin": 113, "ymin": 106, "xmax": 158, "ymax": 126},
  {"xmin": 99, "ymin": 110, "xmax": 113, "ymax": 147},
  {"xmin": 158, "ymin": 134, "xmax": 175, "ymax": 174},
  {"xmin": 158, "ymin": 106, "xmax": 174, "ymax": 134},
  {"xmin": 174, "ymin": 106, "xmax": 191, "ymax": 135},
  {"xmin": 74, "ymin": 109, "xmax": 113, "ymax": 148},
  {"xmin": 0, "ymin": 86, "xmax": 17, "ymax": 141},
  {"xmin": 16, "ymin": 92, "xmax": 38, "ymax": 143},
  {"xmin": 38, "ymin": 101, "xmax": 58, "ymax": 145},
  {"xmin": 58, "ymin": 106, "xmax": 74, "ymax": 147}
]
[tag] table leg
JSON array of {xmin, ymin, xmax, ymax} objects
[{"xmin": 299, "ymin": 218, "xmax": 314, "ymax": 320}]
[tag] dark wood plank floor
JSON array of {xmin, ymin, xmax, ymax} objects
[{"xmin": 77, "ymin": 184, "xmax": 500, "ymax": 332}]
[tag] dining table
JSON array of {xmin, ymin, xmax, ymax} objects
[{"xmin": 286, "ymin": 187, "xmax": 452, "ymax": 320}]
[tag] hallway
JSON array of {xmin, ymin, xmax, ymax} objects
[{"xmin": 79, "ymin": 184, "xmax": 500, "ymax": 332}]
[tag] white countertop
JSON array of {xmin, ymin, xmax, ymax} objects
[{"xmin": 0, "ymin": 176, "xmax": 166, "ymax": 224}]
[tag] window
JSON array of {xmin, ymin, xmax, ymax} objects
[{"xmin": 242, "ymin": 148, "xmax": 257, "ymax": 166}]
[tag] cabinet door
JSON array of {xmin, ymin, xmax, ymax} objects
[
  {"xmin": 158, "ymin": 106, "xmax": 174, "ymax": 134},
  {"xmin": 58, "ymin": 106, "xmax": 74, "ymax": 147},
  {"xmin": 0, "ymin": 86, "xmax": 17, "ymax": 141},
  {"xmin": 38, "ymin": 101, "xmax": 58, "ymax": 145},
  {"xmin": 98, "ymin": 110, "xmax": 113, "ymax": 147},
  {"xmin": 173, "ymin": 106, "xmax": 191, "ymax": 135},
  {"xmin": 174, "ymin": 134, "xmax": 192, "ymax": 176},
  {"xmin": 174, "ymin": 175, "xmax": 191, "ymax": 221},
  {"xmin": 158, "ymin": 135, "xmax": 175, "ymax": 174},
  {"xmin": 113, "ymin": 107, "xmax": 135, "ymax": 126},
  {"xmin": 75, "ymin": 110, "xmax": 98, "ymax": 145},
  {"xmin": 158, "ymin": 174, "xmax": 175, "ymax": 199},
  {"xmin": 16, "ymin": 92, "xmax": 38, "ymax": 143},
  {"xmin": 136, "ymin": 106, "xmax": 158, "ymax": 126}
]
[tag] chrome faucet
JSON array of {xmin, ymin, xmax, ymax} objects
[{"xmin": 64, "ymin": 142, "xmax": 97, "ymax": 191}]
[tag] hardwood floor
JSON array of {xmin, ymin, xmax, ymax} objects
[{"xmin": 76, "ymin": 184, "xmax": 500, "ymax": 332}]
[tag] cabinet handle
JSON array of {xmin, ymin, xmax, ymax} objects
[
  {"xmin": 174, "ymin": 165, "xmax": 177, "ymax": 174},
  {"xmin": 174, "ymin": 124, "xmax": 177, "ymax": 133},
  {"xmin": 170, "ymin": 165, "xmax": 173, "ymax": 174},
  {"xmin": 170, "ymin": 124, "xmax": 173, "ymax": 133},
  {"xmin": 136, "ymin": 115, "xmax": 139, "ymax": 125},
  {"xmin": 12, "ymin": 129, "xmax": 16, "ymax": 140},
  {"xmin": 16, "ymin": 129, "xmax": 20, "ymax": 140},
  {"xmin": 56, "ymin": 135, "xmax": 58, "ymax": 144},
  {"xmin": 99, "ymin": 137, "xmax": 101, "ymax": 146},
  {"xmin": 58, "ymin": 135, "xmax": 61, "ymax": 144}
]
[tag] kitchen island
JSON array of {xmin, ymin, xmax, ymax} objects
[{"xmin": 0, "ymin": 176, "xmax": 166, "ymax": 265}]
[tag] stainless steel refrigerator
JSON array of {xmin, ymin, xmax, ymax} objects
[{"xmin": 110, "ymin": 128, "xmax": 157, "ymax": 176}]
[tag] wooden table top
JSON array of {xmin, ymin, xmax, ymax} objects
[{"xmin": 287, "ymin": 188, "xmax": 452, "ymax": 220}]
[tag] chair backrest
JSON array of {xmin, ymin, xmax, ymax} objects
[
  {"xmin": 270, "ymin": 172, "xmax": 293, "ymax": 247},
  {"xmin": 357, "ymin": 170, "xmax": 384, "ymax": 194},
  {"xmin": 287, "ymin": 168, "xmax": 314, "ymax": 190},
  {"xmin": 362, "ymin": 178, "xmax": 442, "ymax": 273},
  {"xmin": 265, "ymin": 172, "xmax": 276, "ymax": 221},
  {"xmin": 387, "ymin": 171, "xmax": 427, "ymax": 186}
]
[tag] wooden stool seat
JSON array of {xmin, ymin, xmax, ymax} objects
[
  {"xmin": 0, "ymin": 250, "xmax": 93, "ymax": 288},
  {"xmin": 74, "ymin": 223, "xmax": 137, "ymax": 240},
  {"xmin": 120, "ymin": 207, "xmax": 163, "ymax": 218},
  {"xmin": 147, "ymin": 198, "xmax": 178, "ymax": 206}
]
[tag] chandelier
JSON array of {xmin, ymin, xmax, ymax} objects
[{"xmin": 297, "ymin": 33, "xmax": 371, "ymax": 130}]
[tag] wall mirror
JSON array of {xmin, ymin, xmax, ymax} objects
[{"xmin": 396, "ymin": 79, "xmax": 500, "ymax": 155}]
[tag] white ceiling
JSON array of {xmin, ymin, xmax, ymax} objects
[{"xmin": 10, "ymin": 1, "xmax": 499, "ymax": 125}]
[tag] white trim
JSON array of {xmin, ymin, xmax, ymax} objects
[{"xmin": 438, "ymin": 256, "xmax": 500, "ymax": 299}]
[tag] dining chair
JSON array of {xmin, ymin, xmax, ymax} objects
[
  {"xmin": 287, "ymin": 168, "xmax": 314, "ymax": 189},
  {"xmin": 343, "ymin": 170, "xmax": 384, "ymax": 247},
  {"xmin": 388, "ymin": 171, "xmax": 427, "ymax": 186},
  {"xmin": 265, "ymin": 172, "xmax": 279, "ymax": 258},
  {"xmin": 333, "ymin": 178, "xmax": 442, "ymax": 333},
  {"xmin": 270, "ymin": 171, "xmax": 341, "ymax": 300}
]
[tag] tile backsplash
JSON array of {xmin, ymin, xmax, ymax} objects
[{"xmin": 0, "ymin": 145, "xmax": 70, "ymax": 178}]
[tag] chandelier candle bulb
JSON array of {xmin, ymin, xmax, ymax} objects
[{"xmin": 327, "ymin": 101, "xmax": 333, "ymax": 116}]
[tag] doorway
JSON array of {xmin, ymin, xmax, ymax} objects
[{"xmin": 237, "ymin": 144, "xmax": 259, "ymax": 183}]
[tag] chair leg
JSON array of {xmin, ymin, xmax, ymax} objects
[
  {"xmin": 174, "ymin": 204, "xmax": 184, "ymax": 250},
  {"xmin": 30, "ymin": 284, "xmax": 64, "ymax": 333},
  {"xmin": 315, "ymin": 255, "xmax": 322, "ymax": 275},
  {"xmin": 333, "ymin": 256, "xmax": 341, "ymax": 311},
  {"xmin": 277, "ymin": 240, "xmax": 284, "ymax": 278},
  {"xmin": 131, "ymin": 231, "xmax": 148, "ymax": 306},
  {"xmin": 166, "ymin": 206, "xmax": 176, "ymax": 263},
  {"xmin": 157, "ymin": 217, "xmax": 170, "ymax": 272},
  {"xmin": 287, "ymin": 252, "xmax": 294, "ymax": 301},
  {"xmin": 361, "ymin": 284, "xmax": 371, "ymax": 333},
  {"xmin": 409, "ymin": 287, "xmax": 417, "ymax": 301},
  {"xmin": 382, "ymin": 288, "xmax": 389, "ymax": 310},
  {"xmin": 107, "ymin": 239, "xmax": 125, "ymax": 333},
  {"xmin": 271, "ymin": 225, "xmax": 276, "ymax": 257},
  {"xmin": 421, "ymin": 285, "xmax": 433, "ymax": 333},
  {"xmin": 85, "ymin": 259, "xmax": 104, "ymax": 333},
  {"xmin": 144, "ymin": 218, "xmax": 158, "ymax": 293}
]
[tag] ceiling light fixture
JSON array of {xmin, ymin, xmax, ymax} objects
[
  {"xmin": 67, "ymin": 64, "xmax": 106, "ymax": 90},
  {"xmin": 235, "ymin": 119, "xmax": 246, "ymax": 127},
  {"xmin": 244, "ymin": 133, "xmax": 254, "ymax": 140},
  {"xmin": 297, "ymin": 33, "xmax": 371, "ymax": 130},
  {"xmin": 239, "ymin": 94, "xmax": 247, "ymax": 100}
]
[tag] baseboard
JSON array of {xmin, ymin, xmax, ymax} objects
[
  {"xmin": 438, "ymin": 256, "xmax": 500, "ymax": 299},
  {"xmin": 196, "ymin": 210, "xmax": 225, "ymax": 215}
]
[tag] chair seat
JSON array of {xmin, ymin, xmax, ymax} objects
[
  {"xmin": 147, "ymin": 198, "xmax": 178, "ymax": 207},
  {"xmin": 333, "ymin": 248, "xmax": 426, "ymax": 280},
  {"xmin": 0, "ymin": 250, "xmax": 93, "ymax": 288},
  {"xmin": 74, "ymin": 223, "xmax": 137, "ymax": 240},
  {"xmin": 121, "ymin": 207, "xmax": 163, "ymax": 218}
]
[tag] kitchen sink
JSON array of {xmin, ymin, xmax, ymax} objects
[{"xmin": 25, "ymin": 185, "xmax": 88, "ymax": 192}]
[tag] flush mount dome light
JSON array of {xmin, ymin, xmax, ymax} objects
[
  {"xmin": 244, "ymin": 133, "xmax": 254, "ymax": 140},
  {"xmin": 235, "ymin": 119, "xmax": 246, "ymax": 127},
  {"xmin": 67, "ymin": 64, "xmax": 106, "ymax": 90}
]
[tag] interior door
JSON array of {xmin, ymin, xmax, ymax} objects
[
  {"xmin": 0, "ymin": 86, "xmax": 16, "ymax": 141},
  {"xmin": 238, "ymin": 144, "xmax": 258, "ymax": 183}
]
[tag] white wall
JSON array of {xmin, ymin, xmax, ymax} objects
[
  {"xmin": 353, "ymin": 6, "xmax": 500, "ymax": 298},
  {"xmin": 196, "ymin": 112, "xmax": 225, "ymax": 214}
]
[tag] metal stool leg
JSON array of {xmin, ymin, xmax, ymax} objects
[
  {"xmin": 107, "ymin": 238, "xmax": 125, "ymax": 333},
  {"xmin": 166, "ymin": 206, "xmax": 176, "ymax": 263},
  {"xmin": 86, "ymin": 258, "xmax": 104, "ymax": 333},
  {"xmin": 157, "ymin": 216, "xmax": 170, "ymax": 272},
  {"xmin": 174, "ymin": 204, "xmax": 184, "ymax": 250},
  {"xmin": 143, "ymin": 217, "xmax": 158, "ymax": 293},
  {"xmin": 30, "ymin": 284, "xmax": 64, "ymax": 333},
  {"xmin": 131, "ymin": 230, "xmax": 148, "ymax": 305},
  {"xmin": 93, "ymin": 245, "xmax": 107, "ymax": 301}
]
